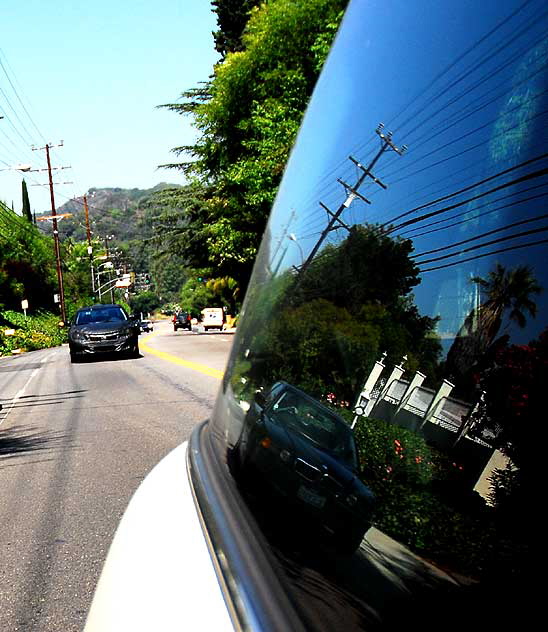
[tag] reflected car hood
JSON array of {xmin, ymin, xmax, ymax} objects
[
  {"xmin": 70, "ymin": 322, "xmax": 129, "ymax": 335},
  {"xmin": 265, "ymin": 418, "xmax": 359, "ymax": 489}
]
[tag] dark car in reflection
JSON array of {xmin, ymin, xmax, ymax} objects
[
  {"xmin": 235, "ymin": 381, "xmax": 375, "ymax": 554},
  {"xmin": 68, "ymin": 304, "xmax": 140, "ymax": 362}
]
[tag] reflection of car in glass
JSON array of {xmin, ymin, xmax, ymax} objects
[
  {"xmin": 68, "ymin": 304, "xmax": 140, "ymax": 362},
  {"xmin": 173, "ymin": 311, "xmax": 192, "ymax": 331},
  {"xmin": 139, "ymin": 320, "xmax": 153, "ymax": 332},
  {"xmin": 86, "ymin": 2, "xmax": 546, "ymax": 630},
  {"xmin": 236, "ymin": 382, "xmax": 374, "ymax": 553}
]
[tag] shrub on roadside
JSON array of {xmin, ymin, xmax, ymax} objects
[{"xmin": 0, "ymin": 310, "xmax": 67, "ymax": 355}]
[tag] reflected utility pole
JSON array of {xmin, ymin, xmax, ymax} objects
[{"xmin": 295, "ymin": 124, "xmax": 407, "ymax": 287}]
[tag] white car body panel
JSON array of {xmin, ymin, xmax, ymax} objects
[{"xmin": 85, "ymin": 442, "xmax": 233, "ymax": 631}]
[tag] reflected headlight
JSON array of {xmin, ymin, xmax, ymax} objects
[{"xmin": 72, "ymin": 330, "xmax": 88, "ymax": 341}]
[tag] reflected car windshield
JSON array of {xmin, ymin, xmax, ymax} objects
[
  {"xmin": 271, "ymin": 391, "xmax": 358, "ymax": 468},
  {"xmin": 75, "ymin": 307, "xmax": 127, "ymax": 325}
]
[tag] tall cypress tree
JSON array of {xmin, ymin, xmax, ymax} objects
[{"xmin": 21, "ymin": 179, "xmax": 32, "ymax": 223}]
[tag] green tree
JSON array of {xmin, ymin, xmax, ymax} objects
[
  {"xmin": 161, "ymin": 0, "xmax": 347, "ymax": 290},
  {"xmin": 130, "ymin": 291, "xmax": 161, "ymax": 317},
  {"xmin": 21, "ymin": 179, "xmax": 32, "ymax": 223},
  {"xmin": 179, "ymin": 276, "xmax": 217, "ymax": 316},
  {"xmin": 212, "ymin": 0, "xmax": 261, "ymax": 57},
  {"xmin": 234, "ymin": 225, "xmax": 440, "ymax": 401},
  {"xmin": 206, "ymin": 275, "xmax": 240, "ymax": 313},
  {"xmin": 62, "ymin": 240, "xmax": 95, "ymax": 314},
  {"xmin": 0, "ymin": 201, "xmax": 57, "ymax": 311}
]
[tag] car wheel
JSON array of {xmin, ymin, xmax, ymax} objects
[
  {"xmin": 70, "ymin": 353, "xmax": 79, "ymax": 364},
  {"xmin": 336, "ymin": 526, "xmax": 368, "ymax": 556}
]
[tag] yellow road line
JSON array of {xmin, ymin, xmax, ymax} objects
[{"xmin": 139, "ymin": 330, "xmax": 223, "ymax": 379}]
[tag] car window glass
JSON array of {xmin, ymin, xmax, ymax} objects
[{"xmin": 208, "ymin": 0, "xmax": 546, "ymax": 628}]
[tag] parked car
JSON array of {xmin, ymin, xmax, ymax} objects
[
  {"xmin": 68, "ymin": 304, "xmax": 140, "ymax": 362},
  {"xmin": 235, "ymin": 382, "xmax": 375, "ymax": 554},
  {"xmin": 140, "ymin": 320, "xmax": 153, "ymax": 332},
  {"xmin": 86, "ymin": 1, "xmax": 545, "ymax": 630},
  {"xmin": 201, "ymin": 307, "xmax": 225, "ymax": 331},
  {"xmin": 173, "ymin": 311, "xmax": 192, "ymax": 331}
]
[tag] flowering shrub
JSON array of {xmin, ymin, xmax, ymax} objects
[
  {"xmin": 338, "ymin": 412, "xmax": 515, "ymax": 576},
  {"xmin": 349, "ymin": 414, "xmax": 437, "ymax": 488}
]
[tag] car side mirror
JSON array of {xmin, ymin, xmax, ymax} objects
[{"xmin": 254, "ymin": 391, "xmax": 267, "ymax": 409}]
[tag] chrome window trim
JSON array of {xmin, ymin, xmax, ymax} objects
[{"xmin": 187, "ymin": 421, "xmax": 307, "ymax": 632}]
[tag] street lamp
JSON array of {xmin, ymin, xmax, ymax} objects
[
  {"xmin": 288, "ymin": 233, "xmax": 305, "ymax": 267},
  {"xmin": 0, "ymin": 164, "xmax": 32, "ymax": 172}
]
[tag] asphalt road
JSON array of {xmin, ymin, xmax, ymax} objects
[{"xmin": 0, "ymin": 320, "xmax": 234, "ymax": 631}]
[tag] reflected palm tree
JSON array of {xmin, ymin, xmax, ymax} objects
[{"xmin": 446, "ymin": 264, "xmax": 541, "ymax": 383}]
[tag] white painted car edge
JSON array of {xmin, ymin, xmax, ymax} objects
[{"xmin": 84, "ymin": 442, "xmax": 233, "ymax": 631}]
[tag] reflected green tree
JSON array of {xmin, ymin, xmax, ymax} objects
[{"xmin": 236, "ymin": 224, "xmax": 441, "ymax": 402}]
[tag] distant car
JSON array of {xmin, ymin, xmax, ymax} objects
[
  {"xmin": 68, "ymin": 304, "xmax": 140, "ymax": 362},
  {"xmin": 173, "ymin": 311, "xmax": 192, "ymax": 331},
  {"xmin": 140, "ymin": 320, "xmax": 153, "ymax": 332},
  {"xmin": 201, "ymin": 307, "xmax": 225, "ymax": 331},
  {"xmin": 235, "ymin": 381, "xmax": 375, "ymax": 554}
]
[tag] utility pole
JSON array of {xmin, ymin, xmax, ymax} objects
[
  {"xmin": 269, "ymin": 208, "xmax": 296, "ymax": 276},
  {"xmin": 84, "ymin": 195, "xmax": 96, "ymax": 295},
  {"xmin": 295, "ymin": 124, "xmax": 407, "ymax": 286},
  {"xmin": 32, "ymin": 142, "xmax": 67, "ymax": 323}
]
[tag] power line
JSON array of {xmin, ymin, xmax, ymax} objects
[
  {"xmin": 419, "ymin": 237, "xmax": 548, "ymax": 273},
  {"xmin": 390, "ymin": 0, "xmax": 536, "ymax": 131},
  {"xmin": 382, "ymin": 153, "xmax": 548, "ymax": 231},
  {"xmin": 412, "ymin": 212, "xmax": 548, "ymax": 259},
  {"xmin": 417, "ymin": 224, "xmax": 548, "ymax": 266},
  {"xmin": 402, "ymin": 183, "xmax": 548, "ymax": 239}
]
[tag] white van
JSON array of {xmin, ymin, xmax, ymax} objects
[{"xmin": 201, "ymin": 307, "xmax": 225, "ymax": 331}]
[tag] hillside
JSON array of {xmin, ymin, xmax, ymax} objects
[{"xmin": 36, "ymin": 183, "xmax": 180, "ymax": 243}]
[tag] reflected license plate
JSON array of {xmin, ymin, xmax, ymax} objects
[{"xmin": 297, "ymin": 485, "xmax": 326, "ymax": 509}]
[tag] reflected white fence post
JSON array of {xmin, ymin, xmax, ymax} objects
[
  {"xmin": 394, "ymin": 371, "xmax": 426, "ymax": 417},
  {"xmin": 420, "ymin": 379, "xmax": 455, "ymax": 429},
  {"xmin": 351, "ymin": 351, "xmax": 386, "ymax": 428},
  {"xmin": 376, "ymin": 355, "xmax": 407, "ymax": 404}
]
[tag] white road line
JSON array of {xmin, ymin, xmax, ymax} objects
[{"xmin": 0, "ymin": 351, "xmax": 54, "ymax": 428}]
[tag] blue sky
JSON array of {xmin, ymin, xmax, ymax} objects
[{"xmin": 0, "ymin": 0, "xmax": 219, "ymax": 213}]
